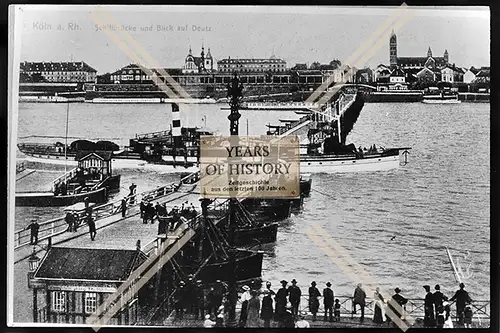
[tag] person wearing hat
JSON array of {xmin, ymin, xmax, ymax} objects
[
  {"xmin": 129, "ymin": 183, "xmax": 136, "ymax": 204},
  {"xmin": 323, "ymin": 282, "xmax": 334, "ymax": 322},
  {"xmin": 372, "ymin": 287, "xmax": 385, "ymax": 325},
  {"xmin": 279, "ymin": 305, "xmax": 295, "ymax": 328},
  {"xmin": 423, "ymin": 285, "xmax": 436, "ymax": 327},
  {"xmin": 433, "ymin": 284, "xmax": 446, "ymax": 321},
  {"xmin": 352, "ymin": 283, "xmax": 366, "ymax": 323},
  {"xmin": 387, "ymin": 288, "xmax": 408, "ymax": 327},
  {"xmin": 238, "ymin": 285, "xmax": 251, "ymax": 327},
  {"xmin": 246, "ymin": 290, "xmax": 261, "ymax": 327},
  {"xmin": 175, "ymin": 281, "xmax": 187, "ymax": 319},
  {"xmin": 203, "ymin": 314, "xmax": 215, "ymax": 328},
  {"xmin": 275, "ymin": 280, "xmax": 289, "ymax": 322},
  {"xmin": 212, "ymin": 280, "xmax": 225, "ymax": 316},
  {"xmin": 193, "ymin": 280, "xmax": 205, "ymax": 320},
  {"xmin": 450, "ymin": 282, "xmax": 473, "ymax": 326},
  {"xmin": 288, "ymin": 279, "xmax": 302, "ymax": 317},
  {"xmin": 260, "ymin": 288, "xmax": 274, "ymax": 328},
  {"xmin": 442, "ymin": 298, "xmax": 453, "ymax": 328},
  {"xmin": 308, "ymin": 281, "xmax": 321, "ymax": 321}
]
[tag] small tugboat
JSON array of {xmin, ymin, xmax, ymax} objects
[
  {"xmin": 16, "ymin": 151, "xmax": 120, "ymax": 206},
  {"xmin": 422, "ymin": 87, "xmax": 461, "ymax": 104}
]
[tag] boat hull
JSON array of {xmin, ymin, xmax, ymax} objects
[
  {"xmin": 18, "ymin": 151, "xmax": 200, "ymax": 172},
  {"xmin": 422, "ymin": 99, "xmax": 461, "ymax": 104},
  {"xmin": 16, "ymin": 187, "xmax": 108, "ymax": 207},
  {"xmin": 300, "ymin": 151, "xmax": 405, "ymax": 173},
  {"xmin": 190, "ymin": 251, "xmax": 264, "ymax": 283},
  {"xmin": 233, "ymin": 223, "xmax": 279, "ymax": 246}
]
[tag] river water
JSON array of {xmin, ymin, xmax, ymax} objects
[{"xmin": 13, "ymin": 100, "xmax": 490, "ymax": 322}]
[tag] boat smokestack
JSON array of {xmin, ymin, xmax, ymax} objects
[{"xmin": 171, "ymin": 103, "xmax": 182, "ymax": 148}]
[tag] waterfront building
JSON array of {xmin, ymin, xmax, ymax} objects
[
  {"xmin": 217, "ymin": 55, "xmax": 287, "ymax": 73},
  {"xmin": 463, "ymin": 67, "xmax": 480, "ymax": 83},
  {"xmin": 440, "ymin": 64, "xmax": 465, "ymax": 83},
  {"xmin": 20, "ymin": 61, "xmax": 97, "ymax": 83},
  {"xmin": 28, "ymin": 246, "xmax": 155, "ymax": 324},
  {"xmin": 473, "ymin": 67, "xmax": 490, "ymax": 84},
  {"xmin": 109, "ymin": 64, "xmax": 182, "ymax": 84},
  {"xmin": 182, "ymin": 45, "xmax": 214, "ymax": 74},
  {"xmin": 355, "ymin": 68, "xmax": 374, "ymax": 84},
  {"xmin": 389, "ymin": 30, "xmax": 449, "ymax": 70}
]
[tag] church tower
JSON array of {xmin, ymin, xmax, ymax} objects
[
  {"xmin": 205, "ymin": 47, "xmax": 213, "ymax": 71},
  {"xmin": 200, "ymin": 44, "xmax": 205, "ymax": 72},
  {"xmin": 390, "ymin": 30, "xmax": 397, "ymax": 69},
  {"xmin": 444, "ymin": 49, "xmax": 449, "ymax": 63},
  {"xmin": 427, "ymin": 46, "xmax": 432, "ymax": 58}
]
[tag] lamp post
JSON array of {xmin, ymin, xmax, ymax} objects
[
  {"xmin": 226, "ymin": 72, "xmax": 243, "ymax": 327},
  {"xmin": 27, "ymin": 246, "xmax": 40, "ymax": 322}
]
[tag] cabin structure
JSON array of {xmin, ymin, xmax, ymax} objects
[
  {"xmin": 75, "ymin": 151, "xmax": 113, "ymax": 180},
  {"xmin": 28, "ymin": 246, "xmax": 151, "ymax": 325}
]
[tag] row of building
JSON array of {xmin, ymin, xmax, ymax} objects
[{"xmin": 19, "ymin": 33, "xmax": 489, "ymax": 90}]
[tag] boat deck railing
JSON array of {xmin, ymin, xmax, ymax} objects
[
  {"xmin": 135, "ymin": 130, "xmax": 171, "ymax": 140},
  {"xmin": 14, "ymin": 178, "xmax": 191, "ymax": 250},
  {"xmin": 52, "ymin": 167, "xmax": 78, "ymax": 192}
]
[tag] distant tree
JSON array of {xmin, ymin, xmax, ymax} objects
[
  {"xmin": 329, "ymin": 59, "xmax": 342, "ymax": 69},
  {"xmin": 97, "ymin": 73, "xmax": 111, "ymax": 84},
  {"xmin": 309, "ymin": 62, "xmax": 321, "ymax": 70},
  {"xmin": 31, "ymin": 73, "xmax": 47, "ymax": 83},
  {"xmin": 19, "ymin": 72, "xmax": 32, "ymax": 83}
]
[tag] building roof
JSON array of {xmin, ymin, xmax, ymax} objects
[
  {"xmin": 296, "ymin": 70, "xmax": 323, "ymax": 76},
  {"xmin": 218, "ymin": 58, "xmax": 286, "ymax": 64},
  {"xmin": 397, "ymin": 56, "xmax": 447, "ymax": 67},
  {"xmin": 390, "ymin": 67, "xmax": 405, "ymax": 77},
  {"xmin": 20, "ymin": 61, "xmax": 97, "ymax": 73},
  {"xmin": 34, "ymin": 247, "xmax": 146, "ymax": 282},
  {"xmin": 442, "ymin": 64, "xmax": 465, "ymax": 73},
  {"xmin": 476, "ymin": 68, "xmax": 490, "ymax": 77},
  {"xmin": 75, "ymin": 151, "xmax": 113, "ymax": 161}
]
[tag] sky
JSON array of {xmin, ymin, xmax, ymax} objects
[{"xmin": 12, "ymin": 5, "xmax": 490, "ymax": 74}]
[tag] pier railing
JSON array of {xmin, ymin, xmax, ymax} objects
[
  {"xmin": 14, "ymin": 178, "xmax": 189, "ymax": 250},
  {"xmin": 291, "ymin": 295, "xmax": 489, "ymax": 326},
  {"xmin": 52, "ymin": 167, "xmax": 78, "ymax": 191}
]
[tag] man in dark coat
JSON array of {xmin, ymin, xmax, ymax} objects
[
  {"xmin": 450, "ymin": 282, "xmax": 473, "ymax": 325},
  {"xmin": 423, "ymin": 285, "xmax": 435, "ymax": 327},
  {"xmin": 352, "ymin": 283, "xmax": 366, "ymax": 323},
  {"xmin": 121, "ymin": 198, "xmax": 127, "ymax": 217},
  {"xmin": 147, "ymin": 202, "xmax": 156, "ymax": 224},
  {"xmin": 275, "ymin": 280, "xmax": 289, "ymax": 321},
  {"xmin": 140, "ymin": 200, "xmax": 146, "ymax": 219},
  {"xmin": 194, "ymin": 280, "xmax": 205, "ymax": 320},
  {"xmin": 323, "ymin": 282, "xmax": 334, "ymax": 322},
  {"xmin": 288, "ymin": 279, "xmax": 301, "ymax": 317},
  {"xmin": 308, "ymin": 281, "xmax": 321, "ymax": 321},
  {"xmin": 87, "ymin": 213, "xmax": 96, "ymax": 241},
  {"xmin": 433, "ymin": 284, "xmax": 445, "ymax": 320},
  {"xmin": 26, "ymin": 220, "xmax": 40, "ymax": 245},
  {"xmin": 260, "ymin": 284, "xmax": 274, "ymax": 328},
  {"xmin": 129, "ymin": 183, "xmax": 137, "ymax": 204},
  {"xmin": 387, "ymin": 287, "xmax": 408, "ymax": 327},
  {"xmin": 212, "ymin": 280, "xmax": 225, "ymax": 313}
]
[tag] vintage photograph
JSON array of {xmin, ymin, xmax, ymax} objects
[{"xmin": 8, "ymin": 5, "xmax": 490, "ymax": 329}]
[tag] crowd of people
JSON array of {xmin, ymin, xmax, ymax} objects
[{"xmin": 168, "ymin": 278, "xmax": 476, "ymax": 329}]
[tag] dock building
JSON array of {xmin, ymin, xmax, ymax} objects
[{"xmin": 19, "ymin": 61, "xmax": 97, "ymax": 83}]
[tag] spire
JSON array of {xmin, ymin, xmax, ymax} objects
[
  {"xmin": 206, "ymin": 47, "xmax": 212, "ymax": 58},
  {"xmin": 427, "ymin": 46, "xmax": 432, "ymax": 58},
  {"xmin": 444, "ymin": 49, "xmax": 449, "ymax": 63},
  {"xmin": 188, "ymin": 46, "xmax": 192, "ymax": 55},
  {"xmin": 391, "ymin": 29, "xmax": 395, "ymax": 36}
]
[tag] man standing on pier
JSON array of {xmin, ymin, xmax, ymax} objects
[
  {"xmin": 121, "ymin": 198, "xmax": 127, "ymax": 217},
  {"xmin": 275, "ymin": 280, "xmax": 289, "ymax": 322},
  {"xmin": 423, "ymin": 285, "xmax": 435, "ymax": 327},
  {"xmin": 288, "ymin": 279, "xmax": 301, "ymax": 317},
  {"xmin": 433, "ymin": 284, "xmax": 446, "ymax": 321},
  {"xmin": 352, "ymin": 283, "xmax": 366, "ymax": 323},
  {"xmin": 450, "ymin": 283, "xmax": 473, "ymax": 326},
  {"xmin": 26, "ymin": 220, "xmax": 40, "ymax": 245},
  {"xmin": 129, "ymin": 183, "xmax": 137, "ymax": 204},
  {"xmin": 323, "ymin": 282, "xmax": 334, "ymax": 322},
  {"xmin": 308, "ymin": 281, "xmax": 321, "ymax": 321}
]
